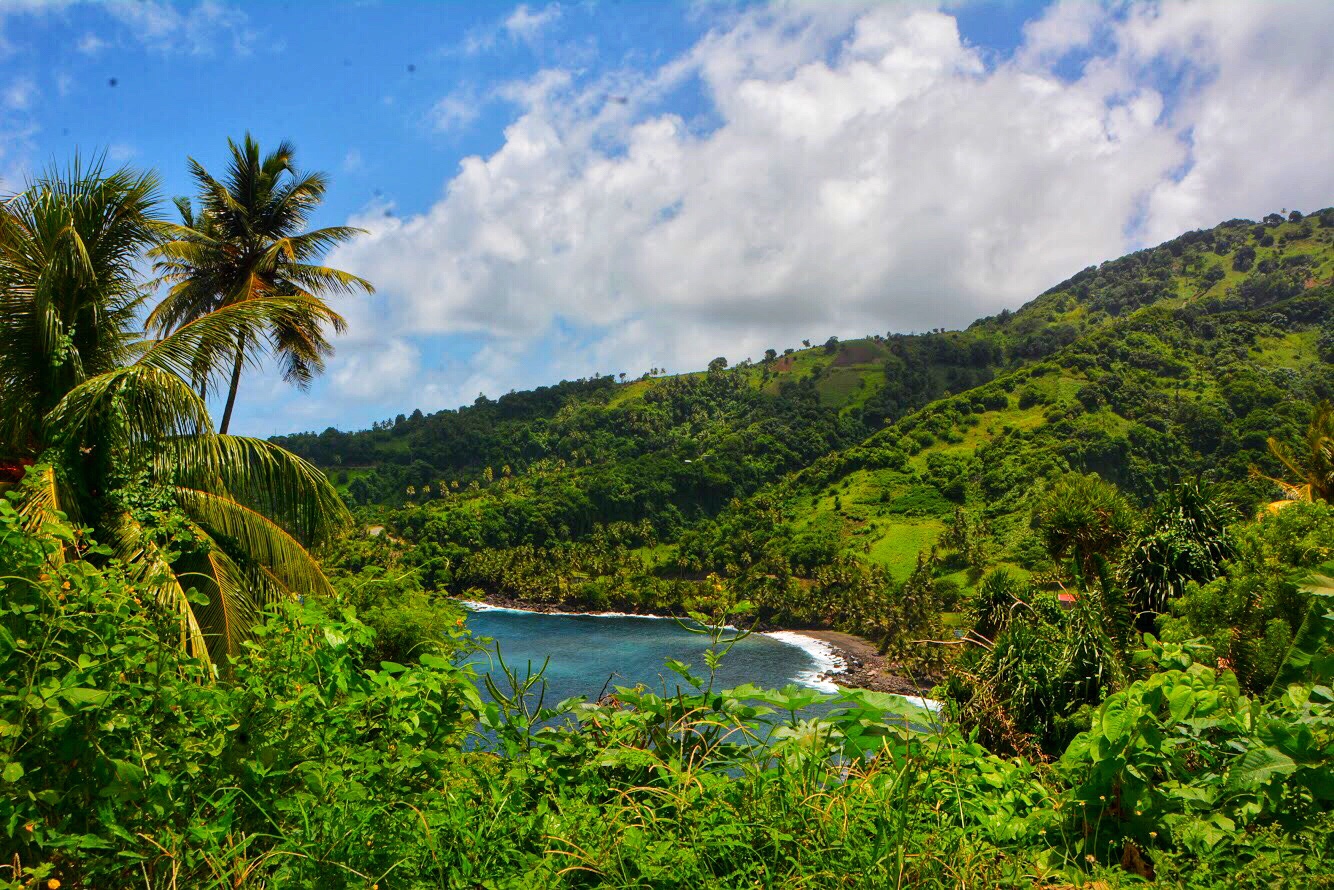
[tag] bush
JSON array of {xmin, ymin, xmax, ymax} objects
[
  {"xmin": 0, "ymin": 502, "xmax": 478, "ymax": 888},
  {"xmin": 1017, "ymin": 385, "xmax": 1048, "ymax": 409}
]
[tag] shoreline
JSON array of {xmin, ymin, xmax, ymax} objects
[{"xmin": 456, "ymin": 596, "xmax": 933, "ymax": 699}]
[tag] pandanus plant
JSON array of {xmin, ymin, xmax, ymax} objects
[{"xmin": 0, "ymin": 159, "xmax": 349, "ymax": 664}]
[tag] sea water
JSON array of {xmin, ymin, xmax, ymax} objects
[{"xmin": 460, "ymin": 603, "xmax": 845, "ymax": 707}]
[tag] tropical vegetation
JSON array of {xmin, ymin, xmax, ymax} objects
[
  {"xmin": 0, "ymin": 157, "xmax": 346, "ymax": 663},
  {"xmin": 2, "ymin": 153, "xmax": 1332, "ymax": 887}
]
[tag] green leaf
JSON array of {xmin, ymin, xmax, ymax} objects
[
  {"xmin": 1226, "ymin": 745, "xmax": 1296, "ymax": 791},
  {"xmin": 2, "ymin": 762, "xmax": 23, "ymax": 783},
  {"xmin": 1168, "ymin": 685, "xmax": 1194, "ymax": 722},
  {"xmin": 58, "ymin": 687, "xmax": 109, "ymax": 708},
  {"xmin": 1269, "ymin": 585, "xmax": 1334, "ymax": 693}
]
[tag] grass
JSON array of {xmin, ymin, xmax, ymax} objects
[
  {"xmin": 907, "ymin": 402, "xmax": 1051, "ymax": 471},
  {"xmin": 1252, "ymin": 329, "xmax": 1319, "ymax": 369},
  {"xmin": 859, "ymin": 519, "xmax": 946, "ymax": 579}
]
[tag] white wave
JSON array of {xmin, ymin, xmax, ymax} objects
[
  {"xmin": 458, "ymin": 599, "xmax": 672, "ymax": 620},
  {"xmin": 762, "ymin": 630, "xmax": 848, "ymax": 693},
  {"xmin": 899, "ymin": 694, "xmax": 943, "ymax": 713}
]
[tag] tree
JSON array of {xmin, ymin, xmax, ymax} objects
[
  {"xmin": 0, "ymin": 160, "xmax": 347, "ymax": 664},
  {"xmin": 708, "ymin": 356, "xmax": 728, "ymax": 374},
  {"xmin": 1232, "ymin": 245, "xmax": 1256, "ymax": 272},
  {"xmin": 824, "ymin": 336, "xmax": 839, "ymax": 354},
  {"xmin": 802, "ymin": 339, "xmax": 811, "ymax": 348},
  {"xmin": 1196, "ymin": 265, "xmax": 1225, "ymax": 294},
  {"xmin": 1120, "ymin": 481, "xmax": 1236, "ymax": 619},
  {"xmin": 764, "ymin": 348, "xmax": 778, "ymax": 363},
  {"xmin": 150, "ymin": 134, "xmax": 373, "ymax": 433},
  {"xmin": 1252, "ymin": 400, "xmax": 1334, "ymax": 505},
  {"xmin": 1032, "ymin": 473, "xmax": 1136, "ymax": 576},
  {"xmin": 971, "ymin": 568, "xmax": 1023, "ymax": 640}
]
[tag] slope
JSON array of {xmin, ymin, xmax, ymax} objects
[{"xmin": 303, "ymin": 208, "xmax": 1334, "ymax": 630}]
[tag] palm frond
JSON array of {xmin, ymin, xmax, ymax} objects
[
  {"xmin": 172, "ymin": 486, "xmax": 335, "ymax": 600},
  {"xmin": 0, "ymin": 158, "xmax": 160, "ymax": 453},
  {"xmin": 187, "ymin": 544, "xmax": 288, "ymax": 661},
  {"xmin": 137, "ymin": 294, "xmax": 343, "ymax": 395},
  {"xmin": 163, "ymin": 434, "xmax": 349, "ymax": 545},
  {"xmin": 104, "ymin": 512, "xmax": 211, "ymax": 660},
  {"xmin": 43, "ymin": 363, "xmax": 213, "ymax": 449},
  {"xmin": 15, "ymin": 464, "xmax": 75, "ymax": 565}
]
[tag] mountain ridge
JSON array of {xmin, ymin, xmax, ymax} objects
[{"xmin": 290, "ymin": 207, "xmax": 1334, "ymax": 626}]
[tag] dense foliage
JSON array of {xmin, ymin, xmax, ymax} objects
[
  {"xmin": 3, "ymin": 503, "xmax": 1332, "ymax": 887},
  {"xmin": 4, "ymin": 149, "xmax": 1332, "ymax": 886},
  {"xmin": 299, "ymin": 211, "xmax": 1333, "ymax": 662},
  {"xmin": 0, "ymin": 159, "xmax": 348, "ymax": 663}
]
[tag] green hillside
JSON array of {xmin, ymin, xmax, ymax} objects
[
  {"xmin": 7, "ymin": 153, "xmax": 1334, "ymax": 889},
  {"xmin": 294, "ymin": 209, "xmax": 1334, "ymax": 624}
]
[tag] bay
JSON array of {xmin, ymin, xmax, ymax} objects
[{"xmin": 460, "ymin": 605, "xmax": 842, "ymax": 707}]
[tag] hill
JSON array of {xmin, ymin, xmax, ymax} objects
[{"xmin": 287, "ymin": 208, "xmax": 1334, "ymax": 631}]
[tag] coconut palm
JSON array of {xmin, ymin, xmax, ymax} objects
[
  {"xmin": 149, "ymin": 134, "xmax": 373, "ymax": 433},
  {"xmin": 1252, "ymin": 400, "xmax": 1334, "ymax": 506},
  {"xmin": 0, "ymin": 160, "xmax": 159, "ymax": 457},
  {"xmin": 0, "ymin": 159, "xmax": 349, "ymax": 663}
]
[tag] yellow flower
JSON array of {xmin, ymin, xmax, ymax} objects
[{"xmin": 48, "ymin": 880, "xmax": 62, "ymax": 889}]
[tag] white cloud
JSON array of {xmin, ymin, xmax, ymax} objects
[
  {"xmin": 430, "ymin": 89, "xmax": 481, "ymax": 132},
  {"xmin": 458, "ymin": 2, "xmax": 562, "ymax": 56},
  {"xmin": 331, "ymin": 338, "xmax": 421, "ymax": 401},
  {"xmin": 309, "ymin": 1, "xmax": 1334, "ymax": 421},
  {"xmin": 342, "ymin": 148, "xmax": 363, "ymax": 173},
  {"xmin": 504, "ymin": 3, "xmax": 561, "ymax": 43},
  {"xmin": 0, "ymin": 0, "xmax": 253, "ymax": 56},
  {"xmin": 76, "ymin": 31, "xmax": 106, "ymax": 54},
  {"xmin": 3, "ymin": 75, "xmax": 34, "ymax": 109},
  {"xmin": 102, "ymin": 0, "xmax": 253, "ymax": 55}
]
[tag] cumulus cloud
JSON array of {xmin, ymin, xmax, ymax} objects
[
  {"xmin": 331, "ymin": 338, "xmax": 421, "ymax": 401},
  {"xmin": 309, "ymin": 0, "xmax": 1334, "ymax": 424}
]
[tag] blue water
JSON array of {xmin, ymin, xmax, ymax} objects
[{"xmin": 461, "ymin": 607, "xmax": 832, "ymax": 706}]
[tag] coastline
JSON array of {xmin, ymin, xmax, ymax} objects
[{"xmin": 456, "ymin": 596, "xmax": 933, "ymax": 699}]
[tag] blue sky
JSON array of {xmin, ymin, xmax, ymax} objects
[{"xmin": 3, "ymin": 1, "xmax": 1332, "ymax": 436}]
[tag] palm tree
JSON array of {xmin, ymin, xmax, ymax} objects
[
  {"xmin": 0, "ymin": 159, "xmax": 349, "ymax": 664},
  {"xmin": 1252, "ymin": 400, "xmax": 1334, "ymax": 506},
  {"xmin": 150, "ymin": 134, "xmax": 373, "ymax": 433}
]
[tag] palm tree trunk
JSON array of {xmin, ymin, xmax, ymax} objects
[{"xmin": 218, "ymin": 337, "xmax": 245, "ymax": 434}]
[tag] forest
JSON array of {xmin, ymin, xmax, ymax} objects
[{"xmin": 1, "ymin": 143, "xmax": 1332, "ymax": 888}]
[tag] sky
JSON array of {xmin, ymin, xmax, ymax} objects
[{"xmin": 2, "ymin": 0, "xmax": 1332, "ymax": 436}]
